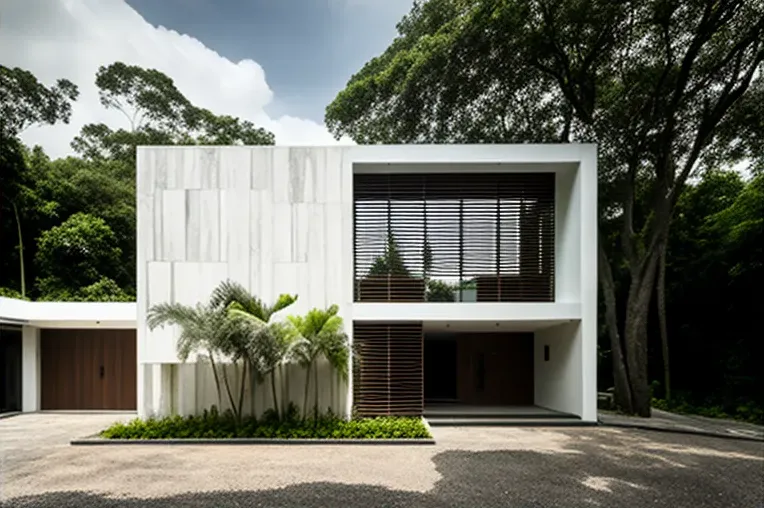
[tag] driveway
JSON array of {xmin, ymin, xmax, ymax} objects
[{"xmin": 1, "ymin": 414, "xmax": 763, "ymax": 507}]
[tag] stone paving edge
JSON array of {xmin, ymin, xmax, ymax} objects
[
  {"xmin": 71, "ymin": 436, "xmax": 436, "ymax": 446},
  {"xmin": 598, "ymin": 420, "xmax": 764, "ymax": 443}
]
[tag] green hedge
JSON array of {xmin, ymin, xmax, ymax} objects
[{"xmin": 100, "ymin": 407, "xmax": 431, "ymax": 440}]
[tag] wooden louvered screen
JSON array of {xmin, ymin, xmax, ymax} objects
[
  {"xmin": 353, "ymin": 172, "xmax": 556, "ymax": 302},
  {"xmin": 353, "ymin": 322, "xmax": 423, "ymax": 417}
]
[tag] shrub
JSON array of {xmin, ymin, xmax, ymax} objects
[
  {"xmin": 652, "ymin": 395, "xmax": 763, "ymax": 424},
  {"xmin": 100, "ymin": 408, "xmax": 431, "ymax": 440}
]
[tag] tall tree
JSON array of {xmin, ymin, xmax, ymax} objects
[
  {"xmin": 325, "ymin": 0, "xmax": 764, "ymax": 416},
  {"xmin": 654, "ymin": 170, "xmax": 762, "ymax": 419},
  {"xmin": 0, "ymin": 66, "xmax": 79, "ymax": 297},
  {"xmin": 0, "ymin": 66, "xmax": 78, "ymax": 139},
  {"xmin": 72, "ymin": 63, "xmax": 274, "ymax": 164}
]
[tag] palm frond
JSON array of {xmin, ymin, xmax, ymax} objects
[
  {"xmin": 146, "ymin": 302, "xmax": 198, "ymax": 331},
  {"xmin": 267, "ymin": 293, "xmax": 298, "ymax": 319},
  {"xmin": 210, "ymin": 279, "xmax": 268, "ymax": 320}
]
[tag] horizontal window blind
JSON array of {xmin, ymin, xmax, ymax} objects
[
  {"xmin": 353, "ymin": 173, "xmax": 555, "ymax": 302},
  {"xmin": 353, "ymin": 322, "xmax": 423, "ymax": 417}
]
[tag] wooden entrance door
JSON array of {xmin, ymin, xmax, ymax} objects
[
  {"xmin": 41, "ymin": 329, "xmax": 136, "ymax": 410},
  {"xmin": 456, "ymin": 333, "xmax": 534, "ymax": 405}
]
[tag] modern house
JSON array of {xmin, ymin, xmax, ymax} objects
[{"xmin": 1, "ymin": 144, "xmax": 597, "ymax": 424}]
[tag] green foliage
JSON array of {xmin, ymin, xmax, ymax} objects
[
  {"xmin": 289, "ymin": 304, "xmax": 350, "ymax": 419},
  {"xmin": 100, "ymin": 407, "xmax": 431, "ymax": 440},
  {"xmin": 327, "ymin": 0, "xmax": 764, "ymax": 417},
  {"xmin": 37, "ymin": 277, "xmax": 133, "ymax": 302},
  {"xmin": 368, "ymin": 233, "xmax": 410, "ymax": 276},
  {"xmin": 642, "ymin": 171, "xmax": 764, "ymax": 417},
  {"xmin": 0, "ymin": 65, "xmax": 79, "ymax": 138},
  {"xmin": 0, "ymin": 287, "xmax": 29, "ymax": 300},
  {"xmin": 652, "ymin": 395, "xmax": 764, "ymax": 425},
  {"xmin": 35, "ymin": 213, "xmax": 126, "ymax": 299},
  {"xmin": 211, "ymin": 280, "xmax": 298, "ymax": 323},
  {"xmin": 147, "ymin": 300, "xmax": 239, "ymax": 363},
  {"xmin": 1, "ymin": 62, "xmax": 273, "ymax": 301},
  {"xmin": 94, "ymin": 62, "xmax": 193, "ymax": 133},
  {"xmin": 426, "ymin": 279, "xmax": 455, "ymax": 302},
  {"xmin": 72, "ymin": 63, "xmax": 275, "ymax": 164}
]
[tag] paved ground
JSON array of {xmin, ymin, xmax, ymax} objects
[
  {"xmin": 600, "ymin": 408, "xmax": 764, "ymax": 441},
  {"xmin": 1, "ymin": 414, "xmax": 763, "ymax": 507}
]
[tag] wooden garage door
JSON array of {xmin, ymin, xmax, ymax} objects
[{"xmin": 41, "ymin": 329, "xmax": 136, "ymax": 410}]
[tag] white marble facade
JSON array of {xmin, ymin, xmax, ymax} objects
[{"xmin": 136, "ymin": 146, "xmax": 353, "ymax": 417}]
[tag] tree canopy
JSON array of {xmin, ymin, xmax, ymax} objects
[
  {"xmin": 327, "ymin": 0, "xmax": 764, "ymax": 416},
  {"xmin": 0, "ymin": 62, "xmax": 274, "ymax": 302},
  {"xmin": 72, "ymin": 62, "xmax": 275, "ymax": 165}
]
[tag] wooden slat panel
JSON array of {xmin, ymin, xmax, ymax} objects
[
  {"xmin": 353, "ymin": 323, "xmax": 423, "ymax": 417},
  {"xmin": 353, "ymin": 172, "xmax": 555, "ymax": 302},
  {"xmin": 41, "ymin": 329, "xmax": 136, "ymax": 410}
]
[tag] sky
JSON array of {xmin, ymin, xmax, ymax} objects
[{"xmin": 0, "ymin": 0, "xmax": 414, "ymax": 159}]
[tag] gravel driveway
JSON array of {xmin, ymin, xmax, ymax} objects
[{"xmin": 1, "ymin": 414, "xmax": 762, "ymax": 507}]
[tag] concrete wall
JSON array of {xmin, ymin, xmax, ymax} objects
[{"xmin": 533, "ymin": 321, "xmax": 596, "ymax": 422}]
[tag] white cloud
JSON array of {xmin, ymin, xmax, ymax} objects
[{"xmin": 0, "ymin": 0, "xmax": 352, "ymax": 159}]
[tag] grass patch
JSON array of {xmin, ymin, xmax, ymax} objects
[{"xmin": 100, "ymin": 407, "xmax": 431, "ymax": 440}]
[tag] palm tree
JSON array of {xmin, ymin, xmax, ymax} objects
[
  {"xmin": 289, "ymin": 305, "xmax": 350, "ymax": 420},
  {"xmin": 211, "ymin": 280, "xmax": 298, "ymax": 418},
  {"xmin": 146, "ymin": 301, "xmax": 245, "ymax": 418}
]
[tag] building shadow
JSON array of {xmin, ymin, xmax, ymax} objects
[{"xmin": 5, "ymin": 434, "xmax": 763, "ymax": 508}]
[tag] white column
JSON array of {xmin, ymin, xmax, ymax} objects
[
  {"xmin": 137, "ymin": 363, "xmax": 149, "ymax": 418},
  {"xmin": 21, "ymin": 326, "xmax": 40, "ymax": 412},
  {"xmin": 579, "ymin": 145, "xmax": 599, "ymax": 423},
  {"xmin": 175, "ymin": 363, "xmax": 196, "ymax": 416}
]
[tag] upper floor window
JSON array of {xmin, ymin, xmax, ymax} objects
[{"xmin": 353, "ymin": 172, "xmax": 555, "ymax": 302}]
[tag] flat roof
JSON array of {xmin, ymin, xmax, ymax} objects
[{"xmin": 0, "ymin": 297, "xmax": 137, "ymax": 327}]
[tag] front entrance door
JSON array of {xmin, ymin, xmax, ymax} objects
[{"xmin": 457, "ymin": 333, "xmax": 534, "ymax": 405}]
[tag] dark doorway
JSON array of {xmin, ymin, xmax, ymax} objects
[
  {"xmin": 0, "ymin": 326, "xmax": 23, "ymax": 413},
  {"xmin": 424, "ymin": 336, "xmax": 458, "ymax": 401}
]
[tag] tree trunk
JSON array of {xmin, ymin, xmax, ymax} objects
[
  {"xmin": 250, "ymin": 364, "xmax": 257, "ymax": 418},
  {"xmin": 657, "ymin": 243, "xmax": 671, "ymax": 401},
  {"xmin": 270, "ymin": 369, "xmax": 280, "ymax": 418},
  {"xmin": 220, "ymin": 363, "xmax": 238, "ymax": 419},
  {"xmin": 279, "ymin": 364, "xmax": 287, "ymax": 419},
  {"xmin": 207, "ymin": 350, "xmax": 223, "ymax": 409},
  {"xmin": 314, "ymin": 359, "xmax": 320, "ymax": 421},
  {"xmin": 237, "ymin": 361, "xmax": 247, "ymax": 422},
  {"xmin": 598, "ymin": 238, "xmax": 633, "ymax": 411},
  {"xmin": 12, "ymin": 202, "xmax": 25, "ymax": 298},
  {"xmin": 302, "ymin": 362, "xmax": 312, "ymax": 420},
  {"xmin": 622, "ymin": 246, "xmax": 664, "ymax": 417}
]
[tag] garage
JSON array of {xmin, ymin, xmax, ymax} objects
[{"xmin": 40, "ymin": 329, "xmax": 136, "ymax": 410}]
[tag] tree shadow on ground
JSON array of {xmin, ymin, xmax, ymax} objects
[{"xmin": 6, "ymin": 431, "xmax": 763, "ymax": 508}]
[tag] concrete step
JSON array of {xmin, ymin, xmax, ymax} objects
[
  {"xmin": 423, "ymin": 411, "xmax": 574, "ymax": 419},
  {"xmin": 426, "ymin": 417, "xmax": 594, "ymax": 427}
]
